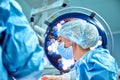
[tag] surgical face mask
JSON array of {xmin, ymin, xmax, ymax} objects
[{"xmin": 57, "ymin": 42, "xmax": 73, "ymax": 59}]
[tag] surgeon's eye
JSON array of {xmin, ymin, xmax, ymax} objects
[
  {"xmin": 58, "ymin": 39, "xmax": 62, "ymax": 43},
  {"xmin": 58, "ymin": 36, "xmax": 62, "ymax": 42}
]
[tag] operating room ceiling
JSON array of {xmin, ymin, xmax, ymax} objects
[
  {"xmin": 16, "ymin": 0, "xmax": 120, "ymax": 33},
  {"xmin": 26, "ymin": 0, "xmax": 60, "ymax": 8}
]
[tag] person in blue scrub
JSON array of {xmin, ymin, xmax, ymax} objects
[
  {"xmin": 0, "ymin": 0, "xmax": 44, "ymax": 80},
  {"xmin": 41, "ymin": 19, "xmax": 118, "ymax": 80}
]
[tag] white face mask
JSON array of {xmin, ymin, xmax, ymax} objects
[{"xmin": 57, "ymin": 42, "xmax": 73, "ymax": 59}]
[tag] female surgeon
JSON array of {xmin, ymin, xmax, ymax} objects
[
  {"xmin": 0, "ymin": 0, "xmax": 44, "ymax": 80},
  {"xmin": 41, "ymin": 19, "xmax": 118, "ymax": 80}
]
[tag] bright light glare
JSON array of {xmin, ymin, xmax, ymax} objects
[
  {"xmin": 47, "ymin": 46, "xmax": 52, "ymax": 51},
  {"xmin": 62, "ymin": 58, "xmax": 75, "ymax": 70}
]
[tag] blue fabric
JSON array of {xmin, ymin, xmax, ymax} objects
[
  {"xmin": 0, "ymin": 28, "xmax": 10, "ymax": 80},
  {"xmin": 57, "ymin": 42, "xmax": 73, "ymax": 59},
  {"xmin": 75, "ymin": 47, "xmax": 118, "ymax": 80},
  {"xmin": 0, "ymin": 0, "xmax": 44, "ymax": 79}
]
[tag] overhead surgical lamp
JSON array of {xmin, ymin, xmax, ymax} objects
[
  {"xmin": 30, "ymin": 0, "xmax": 68, "ymax": 45},
  {"xmin": 44, "ymin": 7, "xmax": 114, "ymax": 73}
]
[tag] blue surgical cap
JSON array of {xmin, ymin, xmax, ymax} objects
[{"xmin": 58, "ymin": 19, "xmax": 99, "ymax": 49}]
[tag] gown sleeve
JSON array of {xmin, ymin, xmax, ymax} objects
[{"xmin": 0, "ymin": 0, "xmax": 44, "ymax": 79}]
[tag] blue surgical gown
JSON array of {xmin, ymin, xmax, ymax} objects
[
  {"xmin": 75, "ymin": 47, "xmax": 118, "ymax": 80},
  {"xmin": 0, "ymin": 0, "xmax": 44, "ymax": 80}
]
